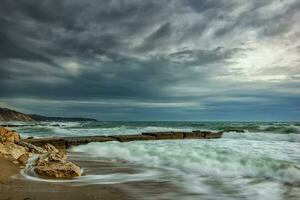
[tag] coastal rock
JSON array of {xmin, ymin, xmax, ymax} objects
[
  {"xmin": 35, "ymin": 161, "xmax": 81, "ymax": 178},
  {"xmin": 35, "ymin": 152, "xmax": 81, "ymax": 178},
  {"xmin": 36, "ymin": 152, "xmax": 67, "ymax": 166},
  {"xmin": 17, "ymin": 141, "xmax": 48, "ymax": 154},
  {"xmin": 0, "ymin": 126, "xmax": 21, "ymax": 143},
  {"xmin": 17, "ymin": 153, "xmax": 30, "ymax": 165},
  {"xmin": 0, "ymin": 142, "xmax": 28, "ymax": 160},
  {"xmin": 44, "ymin": 143, "xmax": 59, "ymax": 153}
]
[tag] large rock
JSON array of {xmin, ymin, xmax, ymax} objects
[
  {"xmin": 35, "ymin": 162, "xmax": 81, "ymax": 178},
  {"xmin": 0, "ymin": 126, "xmax": 21, "ymax": 143},
  {"xmin": 0, "ymin": 142, "xmax": 28, "ymax": 161},
  {"xmin": 34, "ymin": 152, "xmax": 81, "ymax": 178}
]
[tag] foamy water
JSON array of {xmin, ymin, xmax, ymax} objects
[{"xmin": 11, "ymin": 121, "xmax": 300, "ymax": 200}]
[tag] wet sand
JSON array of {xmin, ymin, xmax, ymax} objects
[
  {"xmin": 0, "ymin": 155, "xmax": 180, "ymax": 200},
  {"xmin": 0, "ymin": 158, "xmax": 20, "ymax": 184},
  {"xmin": 0, "ymin": 180, "xmax": 133, "ymax": 200}
]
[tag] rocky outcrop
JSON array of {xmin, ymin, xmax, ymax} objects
[
  {"xmin": 0, "ymin": 126, "xmax": 81, "ymax": 178},
  {"xmin": 0, "ymin": 126, "xmax": 21, "ymax": 143},
  {"xmin": 20, "ymin": 138, "xmax": 67, "ymax": 150},
  {"xmin": 35, "ymin": 161, "xmax": 81, "ymax": 178},
  {"xmin": 0, "ymin": 142, "xmax": 28, "ymax": 161}
]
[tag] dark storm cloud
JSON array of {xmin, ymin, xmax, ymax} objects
[{"xmin": 0, "ymin": 0, "xmax": 299, "ymax": 120}]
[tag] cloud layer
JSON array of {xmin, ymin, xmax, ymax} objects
[{"xmin": 0, "ymin": 0, "xmax": 299, "ymax": 120}]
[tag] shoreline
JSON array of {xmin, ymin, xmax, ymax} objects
[
  {"xmin": 0, "ymin": 127, "xmax": 224, "ymax": 200},
  {"xmin": 0, "ymin": 157, "xmax": 135, "ymax": 200}
]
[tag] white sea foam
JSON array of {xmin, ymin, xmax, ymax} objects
[{"xmin": 70, "ymin": 139, "xmax": 300, "ymax": 198}]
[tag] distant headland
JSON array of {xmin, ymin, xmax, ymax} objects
[{"xmin": 0, "ymin": 107, "xmax": 97, "ymax": 122}]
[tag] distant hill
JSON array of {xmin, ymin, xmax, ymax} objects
[
  {"xmin": 29, "ymin": 114, "xmax": 98, "ymax": 122},
  {"xmin": 0, "ymin": 107, "xmax": 34, "ymax": 121},
  {"xmin": 0, "ymin": 107, "xmax": 97, "ymax": 122}
]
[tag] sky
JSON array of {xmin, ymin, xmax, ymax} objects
[{"xmin": 0, "ymin": 0, "xmax": 300, "ymax": 121}]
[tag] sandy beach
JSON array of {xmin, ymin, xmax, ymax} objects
[{"xmin": 0, "ymin": 157, "xmax": 134, "ymax": 200}]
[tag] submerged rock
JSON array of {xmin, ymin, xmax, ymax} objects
[{"xmin": 0, "ymin": 126, "xmax": 21, "ymax": 143}]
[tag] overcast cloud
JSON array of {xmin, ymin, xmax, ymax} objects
[{"xmin": 0, "ymin": 0, "xmax": 299, "ymax": 120}]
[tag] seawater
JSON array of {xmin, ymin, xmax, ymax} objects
[{"xmin": 11, "ymin": 121, "xmax": 300, "ymax": 200}]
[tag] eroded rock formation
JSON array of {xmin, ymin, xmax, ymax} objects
[{"xmin": 0, "ymin": 126, "xmax": 81, "ymax": 179}]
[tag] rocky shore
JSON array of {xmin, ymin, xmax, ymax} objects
[{"xmin": 0, "ymin": 126, "xmax": 81, "ymax": 179}]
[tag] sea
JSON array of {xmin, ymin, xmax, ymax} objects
[{"xmin": 8, "ymin": 121, "xmax": 300, "ymax": 200}]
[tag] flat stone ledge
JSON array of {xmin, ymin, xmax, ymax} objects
[
  {"xmin": 63, "ymin": 136, "xmax": 117, "ymax": 148},
  {"xmin": 111, "ymin": 134, "xmax": 156, "ymax": 142},
  {"xmin": 20, "ymin": 131, "xmax": 223, "ymax": 149},
  {"xmin": 142, "ymin": 132, "xmax": 184, "ymax": 140}
]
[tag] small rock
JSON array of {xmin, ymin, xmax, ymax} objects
[
  {"xmin": 18, "ymin": 153, "xmax": 29, "ymax": 165},
  {"xmin": 44, "ymin": 143, "xmax": 59, "ymax": 153}
]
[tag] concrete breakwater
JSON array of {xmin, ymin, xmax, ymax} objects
[{"xmin": 20, "ymin": 131, "xmax": 223, "ymax": 149}]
